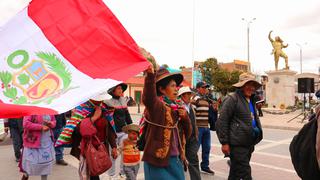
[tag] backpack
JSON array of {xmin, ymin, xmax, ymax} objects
[{"xmin": 289, "ymin": 117, "xmax": 320, "ymax": 180}]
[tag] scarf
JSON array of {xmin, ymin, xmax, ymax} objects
[
  {"xmin": 159, "ymin": 96, "xmax": 183, "ymax": 111},
  {"xmin": 55, "ymin": 100, "xmax": 116, "ymax": 147}
]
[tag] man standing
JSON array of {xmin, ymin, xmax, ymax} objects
[
  {"xmin": 54, "ymin": 113, "xmax": 69, "ymax": 165},
  {"xmin": 178, "ymin": 86, "xmax": 201, "ymax": 180},
  {"xmin": 216, "ymin": 73, "xmax": 263, "ymax": 180},
  {"xmin": 192, "ymin": 81, "xmax": 214, "ymax": 175},
  {"xmin": 4, "ymin": 117, "xmax": 23, "ymax": 162}
]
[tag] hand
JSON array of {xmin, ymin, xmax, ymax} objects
[
  {"xmin": 177, "ymin": 108, "xmax": 187, "ymax": 119},
  {"xmin": 43, "ymin": 120, "xmax": 51, "ymax": 126},
  {"xmin": 221, "ymin": 144, "xmax": 230, "ymax": 156},
  {"xmin": 183, "ymin": 159, "xmax": 189, "ymax": 172},
  {"xmin": 4, "ymin": 127, "xmax": 9, "ymax": 134},
  {"xmin": 144, "ymin": 64, "xmax": 154, "ymax": 74},
  {"xmin": 91, "ymin": 106, "xmax": 102, "ymax": 122},
  {"xmin": 42, "ymin": 125, "xmax": 49, "ymax": 131},
  {"xmin": 111, "ymin": 148, "xmax": 118, "ymax": 159},
  {"xmin": 212, "ymin": 103, "xmax": 218, "ymax": 111}
]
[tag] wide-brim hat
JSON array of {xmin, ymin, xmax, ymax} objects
[
  {"xmin": 178, "ymin": 86, "xmax": 195, "ymax": 97},
  {"xmin": 91, "ymin": 90, "xmax": 111, "ymax": 101},
  {"xmin": 156, "ymin": 68, "xmax": 184, "ymax": 87},
  {"xmin": 107, "ymin": 83, "xmax": 128, "ymax": 95},
  {"xmin": 122, "ymin": 124, "xmax": 140, "ymax": 134},
  {"xmin": 232, "ymin": 73, "xmax": 262, "ymax": 89}
]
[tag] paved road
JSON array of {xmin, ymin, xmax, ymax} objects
[{"xmin": 0, "ymin": 117, "xmax": 300, "ymax": 179}]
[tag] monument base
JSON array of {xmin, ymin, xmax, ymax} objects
[{"xmin": 265, "ymin": 70, "xmax": 297, "ymax": 109}]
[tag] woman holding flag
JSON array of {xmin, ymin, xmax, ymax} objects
[{"xmin": 141, "ymin": 65, "xmax": 192, "ymax": 180}]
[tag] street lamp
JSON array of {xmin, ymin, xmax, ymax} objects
[
  {"xmin": 296, "ymin": 42, "xmax": 307, "ymax": 74},
  {"xmin": 242, "ymin": 18, "xmax": 256, "ymax": 72}
]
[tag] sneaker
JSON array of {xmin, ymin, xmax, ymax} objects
[
  {"xmin": 56, "ymin": 159, "xmax": 68, "ymax": 166},
  {"xmin": 201, "ymin": 167, "xmax": 215, "ymax": 175},
  {"xmin": 21, "ymin": 174, "xmax": 29, "ymax": 180},
  {"xmin": 119, "ymin": 173, "xmax": 126, "ymax": 179}
]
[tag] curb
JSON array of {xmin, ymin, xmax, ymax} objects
[{"xmin": 262, "ymin": 124, "xmax": 301, "ymax": 131}]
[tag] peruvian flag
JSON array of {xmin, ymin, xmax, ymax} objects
[{"xmin": 0, "ymin": 0, "xmax": 149, "ymax": 118}]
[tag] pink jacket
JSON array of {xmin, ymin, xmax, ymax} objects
[{"xmin": 23, "ymin": 115, "xmax": 56, "ymax": 148}]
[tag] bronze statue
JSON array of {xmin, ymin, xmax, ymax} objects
[{"xmin": 268, "ymin": 31, "xmax": 289, "ymax": 70}]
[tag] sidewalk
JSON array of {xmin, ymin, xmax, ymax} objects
[
  {"xmin": 260, "ymin": 110, "xmax": 307, "ymax": 131},
  {"xmin": 129, "ymin": 106, "xmax": 306, "ymax": 131}
]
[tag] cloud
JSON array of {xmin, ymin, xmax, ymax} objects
[{"xmin": 283, "ymin": 5, "xmax": 320, "ymax": 29}]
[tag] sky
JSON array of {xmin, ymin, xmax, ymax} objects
[{"xmin": 1, "ymin": 0, "xmax": 320, "ymax": 75}]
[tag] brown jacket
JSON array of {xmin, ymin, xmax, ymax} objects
[{"xmin": 142, "ymin": 72, "xmax": 192, "ymax": 167}]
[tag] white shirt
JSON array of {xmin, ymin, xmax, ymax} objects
[{"xmin": 182, "ymin": 102, "xmax": 191, "ymax": 114}]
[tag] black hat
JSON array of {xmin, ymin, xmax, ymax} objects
[
  {"xmin": 107, "ymin": 83, "xmax": 128, "ymax": 95},
  {"xmin": 156, "ymin": 68, "xmax": 184, "ymax": 96},
  {"xmin": 196, "ymin": 81, "xmax": 209, "ymax": 89}
]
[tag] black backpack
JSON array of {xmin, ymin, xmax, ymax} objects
[{"xmin": 289, "ymin": 117, "xmax": 320, "ymax": 180}]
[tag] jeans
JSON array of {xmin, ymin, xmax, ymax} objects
[
  {"xmin": 229, "ymin": 145, "xmax": 254, "ymax": 180},
  {"xmin": 198, "ymin": 127, "xmax": 211, "ymax": 169},
  {"xmin": 124, "ymin": 164, "xmax": 140, "ymax": 180},
  {"xmin": 9, "ymin": 127, "xmax": 23, "ymax": 160},
  {"xmin": 53, "ymin": 128, "xmax": 64, "ymax": 161},
  {"xmin": 185, "ymin": 136, "xmax": 201, "ymax": 180},
  {"xmin": 108, "ymin": 132, "xmax": 128, "ymax": 176}
]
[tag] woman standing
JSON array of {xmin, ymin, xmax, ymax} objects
[
  {"xmin": 21, "ymin": 115, "xmax": 56, "ymax": 180},
  {"xmin": 78, "ymin": 99, "xmax": 118, "ymax": 180},
  {"xmin": 142, "ymin": 66, "xmax": 192, "ymax": 180}
]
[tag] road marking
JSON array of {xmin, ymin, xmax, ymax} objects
[
  {"xmin": 250, "ymin": 161, "xmax": 296, "ymax": 174},
  {"xmin": 255, "ymin": 138, "xmax": 292, "ymax": 151},
  {"xmin": 254, "ymin": 151, "xmax": 291, "ymax": 159}
]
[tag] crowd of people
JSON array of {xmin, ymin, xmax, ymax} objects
[{"xmin": 3, "ymin": 63, "xmax": 297, "ymax": 180}]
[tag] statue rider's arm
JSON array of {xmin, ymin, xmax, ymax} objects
[
  {"xmin": 268, "ymin": 31, "xmax": 274, "ymax": 42},
  {"xmin": 282, "ymin": 43, "xmax": 288, "ymax": 48}
]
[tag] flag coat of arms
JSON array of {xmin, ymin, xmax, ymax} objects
[{"xmin": 0, "ymin": 0, "xmax": 149, "ymax": 118}]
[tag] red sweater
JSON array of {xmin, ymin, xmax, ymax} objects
[{"xmin": 80, "ymin": 117, "xmax": 117, "ymax": 154}]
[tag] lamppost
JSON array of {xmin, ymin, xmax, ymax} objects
[
  {"xmin": 296, "ymin": 42, "xmax": 307, "ymax": 74},
  {"xmin": 242, "ymin": 18, "xmax": 256, "ymax": 72}
]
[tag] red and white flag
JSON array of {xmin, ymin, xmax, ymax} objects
[{"xmin": 0, "ymin": 0, "xmax": 149, "ymax": 118}]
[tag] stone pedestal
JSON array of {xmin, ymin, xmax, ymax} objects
[{"xmin": 265, "ymin": 70, "xmax": 297, "ymax": 108}]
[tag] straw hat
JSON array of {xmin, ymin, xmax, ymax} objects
[
  {"xmin": 232, "ymin": 73, "xmax": 262, "ymax": 89},
  {"xmin": 122, "ymin": 124, "xmax": 140, "ymax": 134},
  {"xmin": 107, "ymin": 83, "xmax": 128, "ymax": 95},
  {"xmin": 178, "ymin": 86, "xmax": 194, "ymax": 97}
]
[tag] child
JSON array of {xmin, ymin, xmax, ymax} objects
[
  {"xmin": 121, "ymin": 124, "xmax": 141, "ymax": 180},
  {"xmin": 20, "ymin": 115, "xmax": 56, "ymax": 180}
]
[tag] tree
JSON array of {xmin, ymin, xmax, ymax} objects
[
  {"xmin": 199, "ymin": 57, "xmax": 219, "ymax": 85},
  {"xmin": 199, "ymin": 57, "xmax": 241, "ymax": 95},
  {"xmin": 179, "ymin": 66, "xmax": 186, "ymax": 70},
  {"xmin": 212, "ymin": 69, "xmax": 241, "ymax": 95}
]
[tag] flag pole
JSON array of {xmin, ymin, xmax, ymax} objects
[{"xmin": 191, "ymin": 0, "xmax": 196, "ymax": 88}]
